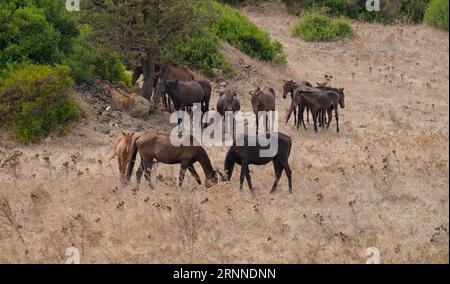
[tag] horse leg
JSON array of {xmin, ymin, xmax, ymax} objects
[
  {"xmin": 335, "ymin": 106, "xmax": 340, "ymax": 133},
  {"xmin": 255, "ymin": 111, "xmax": 259, "ymax": 134},
  {"xmin": 306, "ymin": 107, "xmax": 310, "ymax": 124},
  {"xmin": 143, "ymin": 159, "xmax": 154, "ymax": 189},
  {"xmin": 312, "ymin": 109, "xmax": 318, "ymax": 133},
  {"xmin": 179, "ymin": 165, "xmax": 187, "ymax": 187},
  {"xmin": 327, "ymin": 108, "xmax": 333, "ymax": 129},
  {"xmin": 136, "ymin": 160, "xmax": 145, "ymax": 189},
  {"xmin": 239, "ymin": 163, "xmax": 246, "ymax": 192},
  {"xmin": 280, "ymin": 160, "xmax": 293, "ymax": 193},
  {"xmin": 293, "ymin": 104, "xmax": 297, "ymax": 126},
  {"xmin": 243, "ymin": 163, "xmax": 255, "ymax": 198},
  {"xmin": 188, "ymin": 165, "xmax": 202, "ymax": 185},
  {"xmin": 270, "ymin": 160, "xmax": 283, "ymax": 193}
]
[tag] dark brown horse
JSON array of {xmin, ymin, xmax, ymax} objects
[
  {"xmin": 288, "ymin": 87, "xmax": 342, "ymax": 132},
  {"xmin": 249, "ymin": 87, "xmax": 276, "ymax": 133},
  {"xmin": 224, "ymin": 132, "xmax": 293, "ymax": 197},
  {"xmin": 217, "ymin": 90, "xmax": 241, "ymax": 134},
  {"xmin": 154, "ymin": 64, "xmax": 195, "ymax": 111},
  {"xmin": 126, "ymin": 132, "xmax": 223, "ymax": 188},
  {"xmin": 131, "ymin": 61, "xmax": 163, "ymax": 86},
  {"xmin": 282, "ymin": 80, "xmax": 312, "ymax": 126}
]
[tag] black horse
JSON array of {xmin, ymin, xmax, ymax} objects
[{"xmin": 224, "ymin": 132, "xmax": 293, "ymax": 197}]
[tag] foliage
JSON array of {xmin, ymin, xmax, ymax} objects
[
  {"xmin": 0, "ymin": 0, "xmax": 79, "ymax": 70},
  {"xmin": 0, "ymin": 64, "xmax": 81, "ymax": 144},
  {"xmin": 64, "ymin": 24, "xmax": 95, "ymax": 82},
  {"xmin": 291, "ymin": 13, "xmax": 354, "ymax": 41},
  {"xmin": 290, "ymin": 0, "xmax": 432, "ymax": 23},
  {"xmin": 424, "ymin": 0, "xmax": 449, "ymax": 31},
  {"xmin": 93, "ymin": 52, "xmax": 131, "ymax": 86},
  {"xmin": 164, "ymin": 27, "xmax": 232, "ymax": 75},
  {"xmin": 212, "ymin": 2, "xmax": 287, "ymax": 64}
]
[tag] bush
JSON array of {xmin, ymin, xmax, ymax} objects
[
  {"xmin": 93, "ymin": 52, "xmax": 131, "ymax": 87},
  {"xmin": 299, "ymin": 0, "xmax": 431, "ymax": 23},
  {"xmin": 212, "ymin": 2, "xmax": 287, "ymax": 64},
  {"xmin": 0, "ymin": 64, "xmax": 81, "ymax": 144},
  {"xmin": 291, "ymin": 13, "xmax": 354, "ymax": 41},
  {"xmin": 0, "ymin": 0, "xmax": 79, "ymax": 70},
  {"xmin": 64, "ymin": 24, "xmax": 95, "ymax": 82},
  {"xmin": 424, "ymin": 0, "xmax": 449, "ymax": 31},
  {"xmin": 165, "ymin": 27, "xmax": 232, "ymax": 75}
]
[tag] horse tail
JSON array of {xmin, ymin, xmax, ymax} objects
[
  {"xmin": 224, "ymin": 147, "xmax": 236, "ymax": 181},
  {"xmin": 125, "ymin": 137, "xmax": 139, "ymax": 182}
]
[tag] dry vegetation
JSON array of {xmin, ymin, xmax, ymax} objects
[{"xmin": 0, "ymin": 2, "xmax": 448, "ymax": 263}]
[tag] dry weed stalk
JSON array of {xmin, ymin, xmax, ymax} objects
[
  {"xmin": 0, "ymin": 193, "xmax": 27, "ymax": 252},
  {"xmin": 173, "ymin": 192, "xmax": 205, "ymax": 258}
]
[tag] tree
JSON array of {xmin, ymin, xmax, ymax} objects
[{"xmin": 82, "ymin": 0, "xmax": 217, "ymax": 102}]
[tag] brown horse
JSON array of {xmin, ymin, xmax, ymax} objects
[
  {"xmin": 110, "ymin": 132, "xmax": 135, "ymax": 181},
  {"xmin": 217, "ymin": 90, "xmax": 241, "ymax": 134},
  {"xmin": 154, "ymin": 80, "xmax": 207, "ymax": 120},
  {"xmin": 249, "ymin": 87, "xmax": 276, "ymax": 133},
  {"xmin": 282, "ymin": 80, "xmax": 312, "ymax": 126},
  {"xmin": 131, "ymin": 61, "xmax": 163, "ymax": 86},
  {"xmin": 154, "ymin": 64, "xmax": 195, "ymax": 111},
  {"xmin": 288, "ymin": 88, "xmax": 342, "ymax": 132},
  {"xmin": 125, "ymin": 132, "xmax": 223, "ymax": 188}
]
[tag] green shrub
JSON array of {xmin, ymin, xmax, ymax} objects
[
  {"xmin": 301, "ymin": 0, "xmax": 431, "ymax": 23},
  {"xmin": 0, "ymin": 0, "xmax": 79, "ymax": 70},
  {"xmin": 291, "ymin": 13, "xmax": 354, "ymax": 41},
  {"xmin": 93, "ymin": 52, "xmax": 131, "ymax": 86},
  {"xmin": 0, "ymin": 64, "xmax": 81, "ymax": 144},
  {"xmin": 212, "ymin": 2, "xmax": 287, "ymax": 64},
  {"xmin": 165, "ymin": 27, "xmax": 232, "ymax": 75},
  {"xmin": 64, "ymin": 24, "xmax": 95, "ymax": 82},
  {"xmin": 424, "ymin": 0, "xmax": 449, "ymax": 31}
]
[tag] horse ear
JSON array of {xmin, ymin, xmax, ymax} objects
[
  {"xmin": 249, "ymin": 91, "xmax": 253, "ymax": 96},
  {"xmin": 121, "ymin": 132, "xmax": 126, "ymax": 137},
  {"xmin": 340, "ymin": 88, "xmax": 344, "ymax": 92}
]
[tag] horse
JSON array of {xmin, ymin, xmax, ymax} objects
[
  {"xmin": 224, "ymin": 132, "xmax": 293, "ymax": 197},
  {"xmin": 154, "ymin": 64, "xmax": 195, "ymax": 111},
  {"xmin": 217, "ymin": 90, "xmax": 241, "ymax": 134},
  {"xmin": 110, "ymin": 132, "xmax": 135, "ymax": 181},
  {"xmin": 249, "ymin": 87, "xmax": 276, "ymax": 133},
  {"xmin": 125, "ymin": 132, "xmax": 223, "ymax": 188},
  {"xmin": 282, "ymin": 80, "xmax": 312, "ymax": 126},
  {"xmin": 131, "ymin": 61, "xmax": 163, "ymax": 86},
  {"xmin": 154, "ymin": 80, "xmax": 207, "ymax": 122},
  {"xmin": 289, "ymin": 87, "xmax": 342, "ymax": 132},
  {"xmin": 195, "ymin": 79, "xmax": 212, "ymax": 113}
]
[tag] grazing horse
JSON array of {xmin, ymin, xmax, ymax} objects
[
  {"xmin": 282, "ymin": 80, "xmax": 312, "ymax": 126},
  {"xmin": 125, "ymin": 132, "xmax": 223, "ymax": 188},
  {"xmin": 224, "ymin": 132, "xmax": 293, "ymax": 197},
  {"xmin": 249, "ymin": 87, "xmax": 276, "ymax": 133},
  {"xmin": 154, "ymin": 64, "xmax": 195, "ymax": 111},
  {"xmin": 217, "ymin": 90, "xmax": 241, "ymax": 134},
  {"xmin": 288, "ymin": 88, "xmax": 342, "ymax": 132}
]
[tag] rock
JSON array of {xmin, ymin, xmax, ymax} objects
[
  {"xmin": 94, "ymin": 125, "xmax": 111, "ymax": 135},
  {"xmin": 110, "ymin": 89, "xmax": 151, "ymax": 120},
  {"xmin": 220, "ymin": 81, "xmax": 228, "ymax": 88},
  {"xmin": 212, "ymin": 68, "xmax": 224, "ymax": 82}
]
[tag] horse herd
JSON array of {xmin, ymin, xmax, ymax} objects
[{"xmin": 115, "ymin": 62, "xmax": 347, "ymax": 197}]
